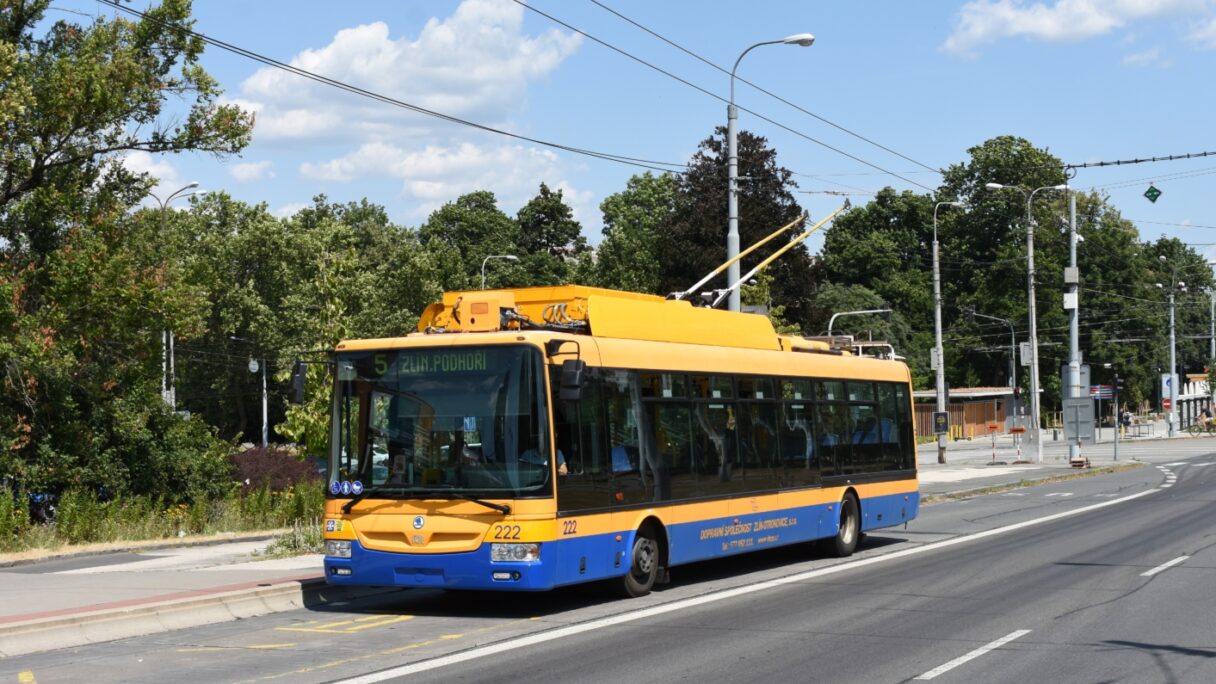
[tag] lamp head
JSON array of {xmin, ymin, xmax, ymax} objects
[
  {"xmin": 186, "ymin": 181, "xmax": 200, "ymax": 190},
  {"xmin": 984, "ymin": 182, "xmax": 1005, "ymax": 190},
  {"xmin": 783, "ymin": 33, "xmax": 815, "ymax": 47},
  {"xmin": 1049, "ymin": 184, "xmax": 1069, "ymax": 191}
]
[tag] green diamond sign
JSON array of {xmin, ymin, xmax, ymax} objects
[{"xmin": 1144, "ymin": 185, "xmax": 1162, "ymax": 203}]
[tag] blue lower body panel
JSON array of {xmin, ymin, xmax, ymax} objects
[{"xmin": 325, "ymin": 490, "xmax": 919, "ymax": 591}]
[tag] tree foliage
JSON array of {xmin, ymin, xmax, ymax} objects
[
  {"xmin": 658, "ymin": 128, "xmax": 817, "ymax": 320},
  {"xmin": 594, "ymin": 172, "xmax": 676, "ymax": 294},
  {"xmin": 0, "ymin": 0, "xmax": 253, "ymax": 499}
]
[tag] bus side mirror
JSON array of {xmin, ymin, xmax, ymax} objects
[
  {"xmin": 559, "ymin": 359, "xmax": 587, "ymax": 402},
  {"xmin": 290, "ymin": 361, "xmax": 306, "ymax": 405}
]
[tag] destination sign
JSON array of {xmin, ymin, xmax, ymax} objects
[{"xmin": 385, "ymin": 350, "xmax": 489, "ymax": 375}]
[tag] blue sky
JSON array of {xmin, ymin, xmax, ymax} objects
[{"xmin": 61, "ymin": 1, "xmax": 1216, "ymax": 257}]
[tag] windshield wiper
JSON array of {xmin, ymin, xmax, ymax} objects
[{"xmin": 430, "ymin": 493, "xmax": 511, "ymax": 515}]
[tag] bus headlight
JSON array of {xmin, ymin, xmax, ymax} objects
[
  {"xmin": 490, "ymin": 543, "xmax": 539, "ymax": 562},
  {"xmin": 325, "ymin": 540, "xmax": 352, "ymax": 558}
]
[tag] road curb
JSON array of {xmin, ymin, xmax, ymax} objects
[
  {"xmin": 0, "ymin": 576, "xmax": 399, "ymax": 658},
  {"xmin": 0, "ymin": 530, "xmax": 293, "ymax": 569}
]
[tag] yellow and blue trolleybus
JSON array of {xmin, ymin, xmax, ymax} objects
[{"xmin": 319, "ymin": 285, "xmax": 917, "ymax": 596}]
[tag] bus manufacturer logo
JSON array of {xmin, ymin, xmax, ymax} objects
[
  {"xmin": 412, "ymin": 535, "xmax": 424, "ymax": 545},
  {"xmin": 413, "ymin": 516, "xmax": 425, "ymax": 530}
]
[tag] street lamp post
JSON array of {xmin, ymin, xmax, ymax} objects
[
  {"xmin": 1158, "ymin": 255, "xmax": 1184, "ymax": 437},
  {"xmin": 727, "ymin": 33, "xmax": 814, "ymax": 312},
  {"xmin": 150, "ymin": 181, "xmax": 200, "ymax": 410},
  {"xmin": 231, "ymin": 336, "xmax": 268, "ymax": 448},
  {"xmin": 985, "ymin": 182, "xmax": 1068, "ymax": 463},
  {"xmin": 480, "ymin": 254, "xmax": 519, "ymax": 289},
  {"xmin": 933, "ymin": 201, "xmax": 964, "ymax": 464}
]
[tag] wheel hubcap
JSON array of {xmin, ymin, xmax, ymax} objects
[{"xmin": 635, "ymin": 538, "xmax": 656, "ymax": 574}]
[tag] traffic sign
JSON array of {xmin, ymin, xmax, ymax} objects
[
  {"xmin": 1088, "ymin": 384, "xmax": 1113, "ymax": 400},
  {"xmin": 1144, "ymin": 185, "xmax": 1162, "ymax": 203}
]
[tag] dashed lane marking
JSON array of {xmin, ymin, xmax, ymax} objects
[
  {"xmin": 914, "ymin": 630, "xmax": 1032, "ymax": 680},
  {"xmin": 1142, "ymin": 556, "xmax": 1190, "ymax": 577}
]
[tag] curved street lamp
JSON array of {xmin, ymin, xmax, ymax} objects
[
  {"xmin": 726, "ymin": 33, "xmax": 814, "ymax": 312},
  {"xmin": 827, "ymin": 308, "xmax": 892, "ymax": 336},
  {"xmin": 480, "ymin": 254, "xmax": 519, "ymax": 289},
  {"xmin": 150, "ymin": 181, "xmax": 201, "ymax": 411}
]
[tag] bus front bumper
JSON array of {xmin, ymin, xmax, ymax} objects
[{"xmin": 324, "ymin": 540, "xmax": 556, "ymax": 591}]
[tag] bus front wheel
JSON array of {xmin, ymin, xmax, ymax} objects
[
  {"xmin": 619, "ymin": 527, "xmax": 660, "ymax": 597},
  {"xmin": 825, "ymin": 493, "xmax": 860, "ymax": 557}
]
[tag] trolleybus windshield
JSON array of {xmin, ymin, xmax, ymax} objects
[{"xmin": 329, "ymin": 345, "xmax": 552, "ymax": 499}]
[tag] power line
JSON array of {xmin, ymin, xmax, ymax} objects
[
  {"xmin": 1129, "ymin": 219, "xmax": 1216, "ymax": 230},
  {"xmin": 1065, "ymin": 149, "xmax": 1216, "ymax": 171},
  {"xmin": 584, "ymin": 0, "xmax": 942, "ymax": 175},
  {"xmin": 1089, "ymin": 166, "xmax": 1216, "ymax": 191},
  {"xmin": 513, "ymin": 0, "xmax": 937, "ymax": 193},
  {"xmin": 96, "ymin": 0, "xmax": 687, "ymax": 175}
]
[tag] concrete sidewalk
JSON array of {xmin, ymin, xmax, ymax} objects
[{"xmin": 0, "ymin": 423, "xmax": 1182, "ymax": 658}]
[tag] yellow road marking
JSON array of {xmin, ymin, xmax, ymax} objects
[
  {"xmin": 277, "ymin": 614, "xmax": 414, "ymax": 634},
  {"xmin": 176, "ymin": 643, "xmax": 297, "ymax": 653},
  {"xmin": 19, "ymin": 672, "xmax": 37, "ymax": 684},
  {"xmin": 242, "ymin": 617, "xmax": 538, "ymax": 682}
]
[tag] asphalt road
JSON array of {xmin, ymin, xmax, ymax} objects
[{"xmin": 7, "ymin": 447, "xmax": 1216, "ymax": 684}]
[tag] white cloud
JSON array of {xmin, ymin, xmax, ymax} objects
[
  {"xmin": 1191, "ymin": 17, "xmax": 1216, "ymax": 47},
  {"xmin": 943, "ymin": 0, "xmax": 1209, "ymax": 55},
  {"xmin": 229, "ymin": 161, "xmax": 275, "ymax": 182},
  {"xmin": 122, "ymin": 151, "xmax": 179, "ymax": 186},
  {"xmin": 273, "ymin": 202, "xmax": 309, "ymax": 219},
  {"xmin": 1121, "ymin": 47, "xmax": 1171, "ymax": 66},
  {"xmin": 239, "ymin": 0, "xmax": 581, "ymax": 143},
  {"xmin": 299, "ymin": 140, "xmax": 590, "ymax": 222}
]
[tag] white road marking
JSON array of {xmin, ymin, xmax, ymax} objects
[
  {"xmin": 1044, "ymin": 493, "xmax": 1074, "ymax": 497},
  {"xmin": 1141, "ymin": 556, "xmax": 1189, "ymax": 577},
  {"xmin": 1164, "ymin": 462, "xmax": 1189, "ymax": 466},
  {"xmin": 1192, "ymin": 462, "xmax": 1215, "ymax": 467},
  {"xmin": 331, "ymin": 488, "xmax": 1157, "ymax": 683},
  {"xmin": 913, "ymin": 629, "xmax": 1032, "ymax": 680}
]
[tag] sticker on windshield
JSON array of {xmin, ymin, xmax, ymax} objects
[
  {"xmin": 340, "ymin": 480, "xmax": 352, "ymax": 496},
  {"xmin": 329, "ymin": 481, "xmax": 341, "ymax": 495},
  {"xmin": 351, "ymin": 480, "xmax": 364, "ymax": 495}
]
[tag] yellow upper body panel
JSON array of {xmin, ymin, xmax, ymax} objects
[{"xmin": 338, "ymin": 285, "xmax": 908, "ymax": 384}]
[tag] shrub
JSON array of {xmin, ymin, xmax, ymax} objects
[
  {"xmin": 230, "ymin": 446, "xmax": 320, "ymax": 493},
  {"xmin": 56, "ymin": 489, "xmax": 105, "ymax": 544}
]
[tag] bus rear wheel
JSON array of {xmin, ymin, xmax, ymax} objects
[
  {"xmin": 825, "ymin": 493, "xmax": 860, "ymax": 557},
  {"xmin": 618, "ymin": 526, "xmax": 660, "ymax": 597}
]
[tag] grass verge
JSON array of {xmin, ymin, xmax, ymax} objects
[{"xmin": 921, "ymin": 461, "xmax": 1147, "ymax": 504}]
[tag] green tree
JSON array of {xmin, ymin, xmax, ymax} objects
[
  {"xmin": 594, "ymin": 172, "xmax": 676, "ymax": 294},
  {"xmin": 418, "ymin": 191, "xmax": 518, "ymax": 290},
  {"xmin": 0, "ymin": 0, "xmax": 252, "ymax": 499},
  {"xmin": 658, "ymin": 128, "xmax": 817, "ymax": 323},
  {"xmin": 512, "ymin": 182, "xmax": 588, "ymax": 286},
  {"xmin": 0, "ymin": 0, "xmax": 253, "ymax": 258}
]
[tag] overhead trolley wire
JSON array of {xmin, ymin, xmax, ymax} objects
[
  {"xmin": 1065, "ymin": 149, "xmax": 1216, "ymax": 170},
  {"xmin": 513, "ymin": 0, "xmax": 938, "ymax": 193},
  {"xmin": 97, "ymin": 0, "xmax": 687, "ymax": 175},
  {"xmin": 584, "ymin": 0, "xmax": 942, "ymax": 176}
]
